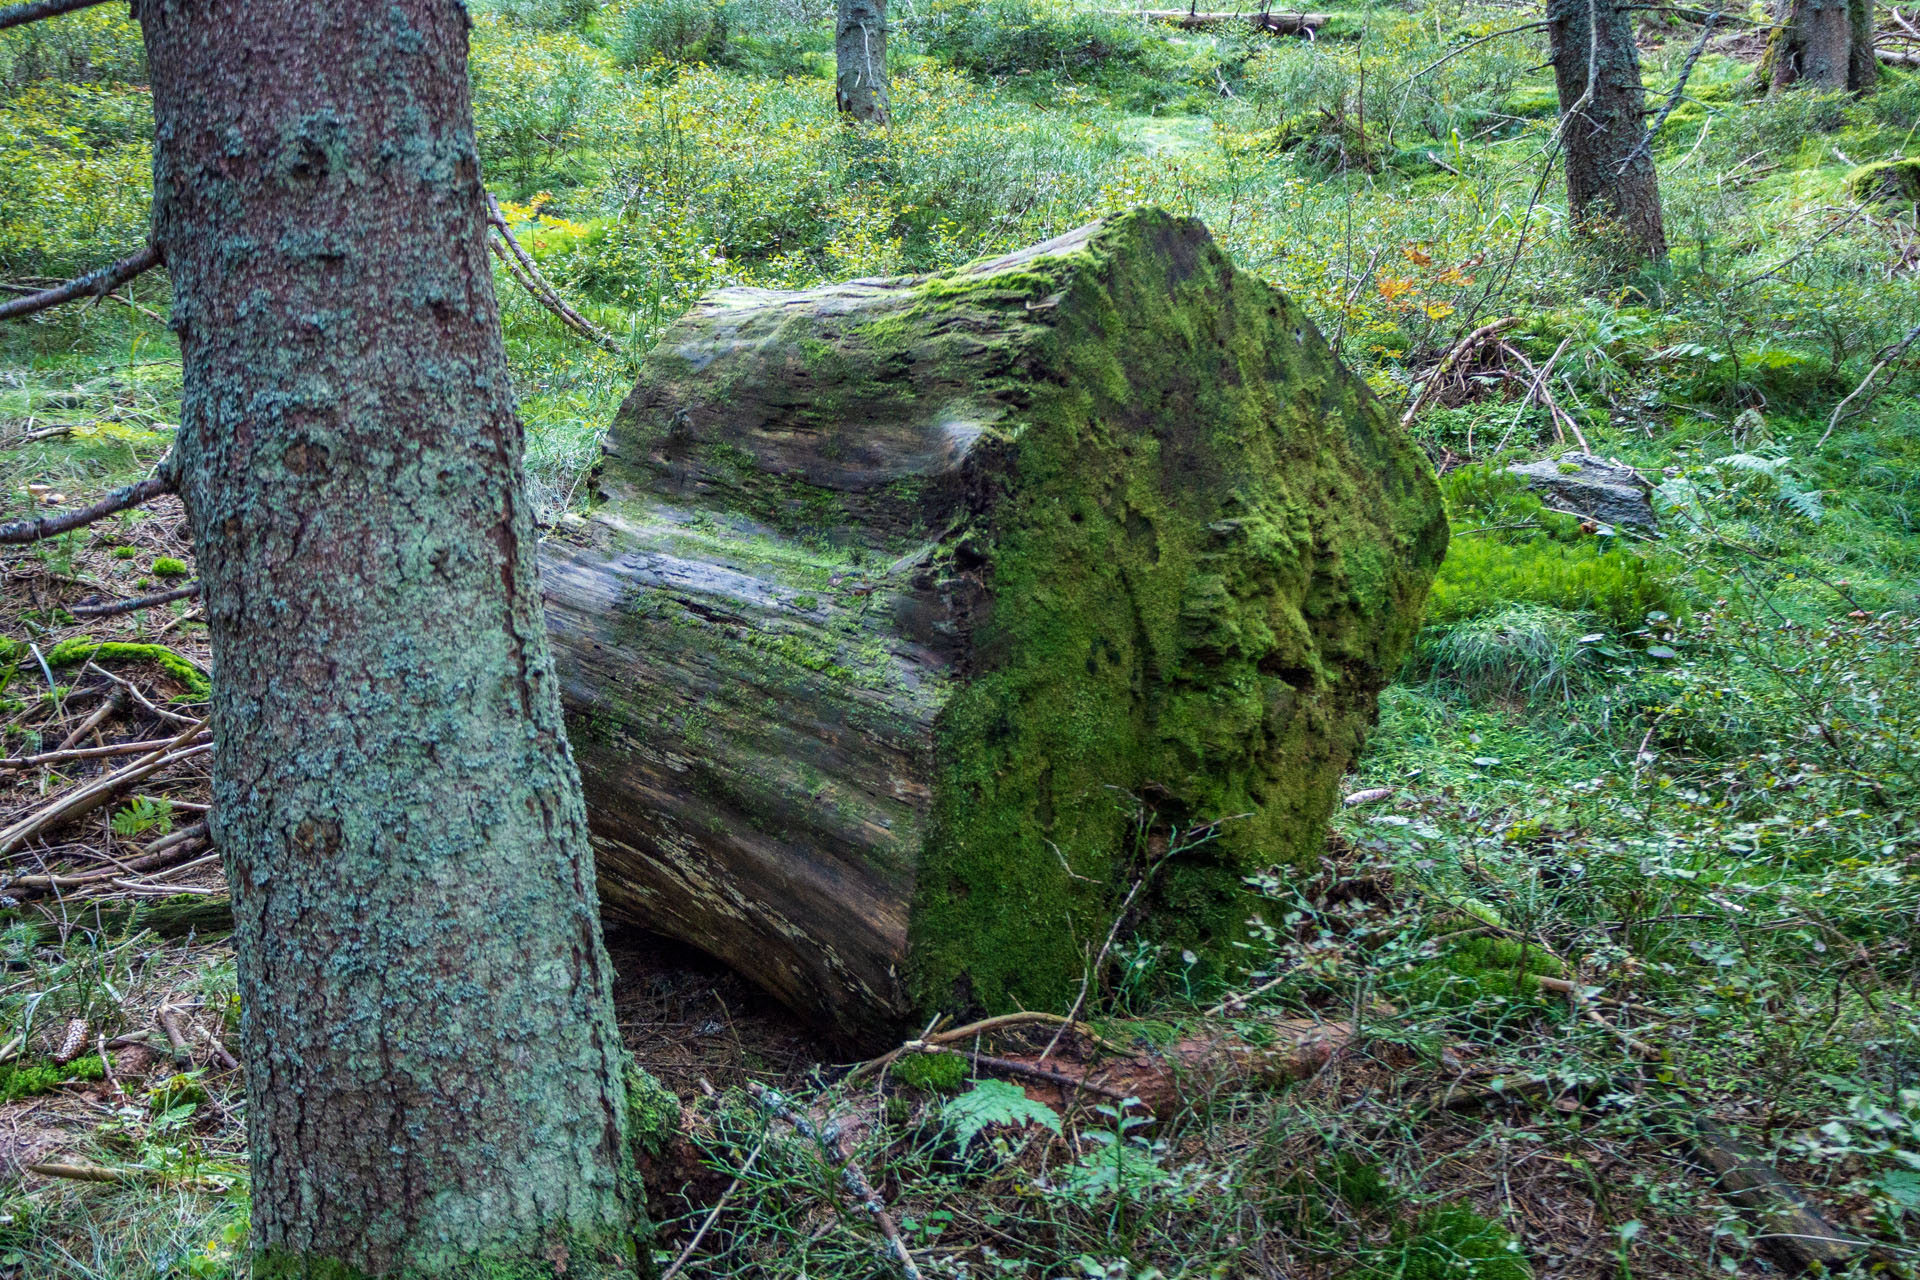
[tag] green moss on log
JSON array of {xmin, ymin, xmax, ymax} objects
[
  {"xmin": 550, "ymin": 209, "xmax": 1445, "ymax": 1040},
  {"xmin": 36, "ymin": 637, "xmax": 211, "ymax": 699}
]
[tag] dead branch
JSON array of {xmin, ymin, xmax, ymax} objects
[
  {"xmin": 1818, "ymin": 318, "xmax": 1920, "ymax": 446},
  {"xmin": 54, "ymin": 685, "xmax": 125, "ymax": 751},
  {"xmin": 1692, "ymin": 1119, "xmax": 1869, "ymax": 1272},
  {"xmin": 904, "ymin": 1044, "xmax": 1131, "ymax": 1101},
  {"xmin": 2, "ymin": 730, "xmax": 208, "ymax": 769},
  {"xmin": 0, "ymin": 473, "xmax": 173, "ymax": 545},
  {"xmin": 1498, "ymin": 339, "xmax": 1591, "ymax": 452},
  {"xmin": 748, "ymin": 1081, "xmax": 925, "ymax": 1280},
  {"xmin": 200, "ymin": 1022, "xmax": 240, "ymax": 1072},
  {"xmin": 846, "ymin": 1011, "xmax": 1128, "ymax": 1084},
  {"xmin": 87, "ymin": 663, "xmax": 200, "ymax": 726},
  {"xmin": 1121, "ymin": 9, "xmax": 1327, "ymax": 31},
  {"xmin": 70, "ymin": 581, "xmax": 199, "ymax": 618},
  {"xmin": 483, "ymin": 195, "xmax": 623, "ymax": 355},
  {"xmin": 1400, "ymin": 317, "xmax": 1519, "ymax": 427},
  {"xmin": 1, "ymin": 826, "xmax": 210, "ymax": 894},
  {"xmin": 0, "ymin": 244, "xmax": 162, "ymax": 323},
  {"xmin": 659, "ymin": 1132, "xmax": 769, "ymax": 1280},
  {"xmin": 0, "ymin": 0, "xmax": 112, "ymax": 31},
  {"xmin": 25, "ymin": 1161, "xmax": 126, "ymax": 1184},
  {"xmin": 0, "ymin": 718, "xmax": 210, "ymax": 855}
]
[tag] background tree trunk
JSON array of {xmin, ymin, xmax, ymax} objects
[
  {"xmin": 541, "ymin": 211, "xmax": 1448, "ymax": 1045},
  {"xmin": 1764, "ymin": 0, "xmax": 1877, "ymax": 91},
  {"xmin": 1548, "ymin": 0, "xmax": 1668, "ymax": 264},
  {"xmin": 134, "ymin": 2, "xmax": 651, "ymax": 1275},
  {"xmin": 836, "ymin": 0, "xmax": 889, "ymax": 123}
]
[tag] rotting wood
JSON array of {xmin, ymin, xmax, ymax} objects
[
  {"xmin": 1692, "ymin": 1118, "xmax": 1869, "ymax": 1272},
  {"xmin": 541, "ymin": 210, "xmax": 1446, "ymax": 1045},
  {"xmin": 1120, "ymin": 9, "xmax": 1328, "ymax": 32}
]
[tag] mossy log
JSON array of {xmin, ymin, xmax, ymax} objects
[{"xmin": 540, "ymin": 209, "xmax": 1446, "ymax": 1044}]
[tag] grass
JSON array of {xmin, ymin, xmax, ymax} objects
[{"xmin": 4, "ymin": 0, "xmax": 1920, "ymax": 1274}]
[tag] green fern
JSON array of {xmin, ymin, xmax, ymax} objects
[
  {"xmin": 941, "ymin": 1079, "xmax": 1061, "ymax": 1150},
  {"xmin": 110, "ymin": 795, "xmax": 174, "ymax": 839}
]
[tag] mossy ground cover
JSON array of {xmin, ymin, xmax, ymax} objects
[{"xmin": 4, "ymin": 0, "xmax": 1920, "ymax": 1274}]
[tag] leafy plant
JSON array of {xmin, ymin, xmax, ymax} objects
[
  {"xmin": 941, "ymin": 1078, "xmax": 1060, "ymax": 1151},
  {"xmin": 111, "ymin": 794, "xmax": 174, "ymax": 839}
]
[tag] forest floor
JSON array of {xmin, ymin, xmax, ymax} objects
[{"xmin": 4, "ymin": 0, "xmax": 1920, "ymax": 1275}]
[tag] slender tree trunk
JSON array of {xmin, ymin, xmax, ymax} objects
[
  {"xmin": 133, "ymin": 2, "xmax": 651, "ymax": 1276},
  {"xmin": 836, "ymin": 0, "xmax": 889, "ymax": 124},
  {"xmin": 1764, "ymin": 0, "xmax": 1877, "ymax": 91},
  {"xmin": 1547, "ymin": 0, "xmax": 1668, "ymax": 265}
]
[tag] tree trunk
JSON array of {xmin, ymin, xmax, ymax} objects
[
  {"xmin": 836, "ymin": 0, "xmax": 889, "ymax": 124},
  {"xmin": 134, "ymin": 2, "xmax": 651, "ymax": 1276},
  {"xmin": 1548, "ymin": 0, "xmax": 1668, "ymax": 264},
  {"xmin": 1764, "ymin": 0, "xmax": 1877, "ymax": 91},
  {"xmin": 540, "ymin": 210, "xmax": 1448, "ymax": 1046}
]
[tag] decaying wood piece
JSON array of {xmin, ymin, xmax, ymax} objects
[
  {"xmin": 1692, "ymin": 1119, "xmax": 1869, "ymax": 1272},
  {"xmin": 1124, "ymin": 9, "xmax": 1328, "ymax": 32},
  {"xmin": 542, "ymin": 210, "xmax": 1447, "ymax": 1044}
]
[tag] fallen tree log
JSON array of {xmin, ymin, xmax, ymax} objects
[
  {"xmin": 540, "ymin": 209, "xmax": 1447, "ymax": 1044},
  {"xmin": 1119, "ymin": 8, "xmax": 1329, "ymax": 32}
]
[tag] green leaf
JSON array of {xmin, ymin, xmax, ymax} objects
[{"xmin": 942, "ymin": 1079, "xmax": 1060, "ymax": 1151}]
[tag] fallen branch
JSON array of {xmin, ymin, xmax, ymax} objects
[
  {"xmin": 748, "ymin": 1081, "xmax": 925, "ymax": 1280},
  {"xmin": 0, "ymin": 473, "xmax": 173, "ymax": 546},
  {"xmin": 1818, "ymin": 319, "xmax": 1920, "ymax": 446},
  {"xmin": 0, "ymin": 825, "xmax": 210, "ymax": 894},
  {"xmin": 1123, "ymin": 9, "xmax": 1327, "ymax": 31},
  {"xmin": 846, "ymin": 1011, "xmax": 1128, "ymax": 1084},
  {"xmin": 1692, "ymin": 1119, "xmax": 1869, "ymax": 1272},
  {"xmin": 1400, "ymin": 317, "xmax": 1519, "ymax": 427},
  {"xmin": 484, "ymin": 195, "xmax": 623, "ymax": 355},
  {"xmin": 659, "ymin": 1132, "xmax": 770, "ymax": 1280},
  {"xmin": 1498, "ymin": 340, "xmax": 1590, "ymax": 452},
  {"xmin": 0, "ymin": 718, "xmax": 210, "ymax": 855},
  {"xmin": 2, "ymin": 731, "xmax": 209, "ymax": 770},
  {"xmin": 0, "ymin": 245, "xmax": 162, "ymax": 323},
  {"xmin": 1618, "ymin": 8, "xmax": 1720, "ymax": 174},
  {"xmin": 905, "ymin": 1044, "xmax": 1131, "ymax": 1101},
  {"xmin": 0, "ymin": 0, "xmax": 112, "ymax": 31},
  {"xmin": 54, "ymin": 686, "xmax": 126, "ymax": 751},
  {"xmin": 69, "ymin": 581, "xmax": 199, "ymax": 619}
]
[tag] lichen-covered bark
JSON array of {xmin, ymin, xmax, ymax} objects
[
  {"xmin": 836, "ymin": 0, "xmax": 889, "ymax": 124},
  {"xmin": 1547, "ymin": 0, "xmax": 1667, "ymax": 264},
  {"xmin": 1763, "ymin": 0, "xmax": 1877, "ymax": 92},
  {"xmin": 134, "ymin": 2, "xmax": 650, "ymax": 1275},
  {"xmin": 542, "ymin": 211, "xmax": 1447, "ymax": 1044}
]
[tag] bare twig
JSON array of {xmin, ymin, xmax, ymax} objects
[
  {"xmin": 1817, "ymin": 319, "xmax": 1920, "ymax": 446},
  {"xmin": 484, "ymin": 195, "xmax": 623, "ymax": 355},
  {"xmin": 0, "ymin": 718, "xmax": 210, "ymax": 854},
  {"xmin": 1, "ymin": 826, "xmax": 210, "ymax": 894},
  {"xmin": 1498, "ymin": 340, "xmax": 1590, "ymax": 451},
  {"xmin": 846, "ymin": 1011, "xmax": 1129, "ymax": 1084},
  {"xmin": 4, "ymin": 733, "xmax": 210, "ymax": 770},
  {"xmin": 1401, "ymin": 317, "xmax": 1520, "ymax": 426},
  {"xmin": 54, "ymin": 686, "xmax": 126, "ymax": 751},
  {"xmin": 0, "ymin": 245, "xmax": 162, "ymax": 323},
  {"xmin": 0, "ymin": 0, "xmax": 112, "ymax": 31},
  {"xmin": 0, "ymin": 473, "xmax": 173, "ymax": 545},
  {"xmin": 659, "ymin": 1133, "xmax": 769, "ymax": 1280},
  {"xmin": 69, "ymin": 581, "xmax": 199, "ymax": 619},
  {"xmin": 748, "ymin": 1081, "xmax": 925, "ymax": 1280},
  {"xmin": 1618, "ymin": 8, "xmax": 1720, "ymax": 173}
]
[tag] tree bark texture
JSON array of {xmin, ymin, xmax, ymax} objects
[
  {"xmin": 1547, "ymin": 0, "xmax": 1668, "ymax": 264},
  {"xmin": 540, "ymin": 210, "xmax": 1448, "ymax": 1045},
  {"xmin": 1543, "ymin": 0, "xmax": 1666, "ymax": 264},
  {"xmin": 1762, "ymin": 0, "xmax": 1877, "ymax": 92},
  {"xmin": 836, "ymin": 0, "xmax": 889, "ymax": 124},
  {"xmin": 134, "ymin": 2, "xmax": 650, "ymax": 1275}
]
